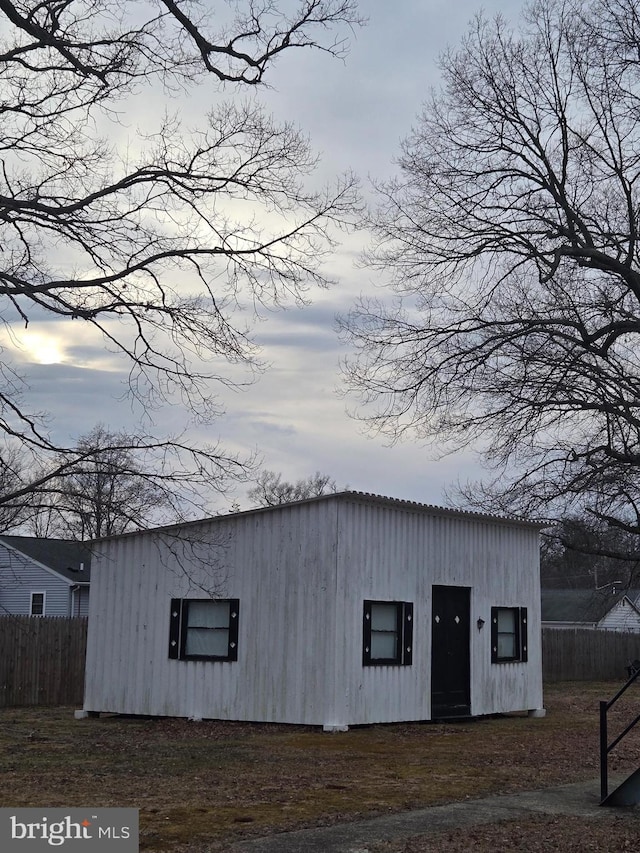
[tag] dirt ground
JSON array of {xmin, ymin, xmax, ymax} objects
[
  {"xmin": 0, "ymin": 681, "xmax": 639, "ymax": 851},
  {"xmin": 369, "ymin": 813, "xmax": 640, "ymax": 853}
]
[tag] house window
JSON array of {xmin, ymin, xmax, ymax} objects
[
  {"xmin": 30, "ymin": 592, "xmax": 45, "ymax": 616},
  {"xmin": 168, "ymin": 598, "xmax": 239, "ymax": 661},
  {"xmin": 491, "ymin": 606, "xmax": 528, "ymax": 663},
  {"xmin": 363, "ymin": 600, "xmax": 413, "ymax": 666}
]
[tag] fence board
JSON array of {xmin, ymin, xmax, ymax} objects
[
  {"xmin": 543, "ymin": 627, "xmax": 640, "ymax": 682},
  {"xmin": 0, "ymin": 616, "xmax": 87, "ymax": 707}
]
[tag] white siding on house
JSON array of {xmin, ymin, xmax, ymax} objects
[
  {"xmin": 83, "ymin": 493, "xmax": 544, "ymax": 727},
  {"xmin": 0, "ymin": 545, "xmax": 73, "ymax": 616},
  {"xmin": 71, "ymin": 585, "xmax": 90, "ymax": 617},
  {"xmin": 598, "ymin": 599, "xmax": 640, "ymax": 633}
]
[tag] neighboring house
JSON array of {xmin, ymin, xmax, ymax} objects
[
  {"xmin": 81, "ymin": 491, "xmax": 546, "ymax": 729},
  {"xmin": 541, "ymin": 588, "xmax": 640, "ymax": 632},
  {"xmin": 0, "ymin": 536, "xmax": 91, "ymax": 617},
  {"xmin": 599, "ymin": 591, "xmax": 640, "ymax": 632}
]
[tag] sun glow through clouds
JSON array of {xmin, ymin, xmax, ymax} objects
[{"xmin": 20, "ymin": 331, "xmax": 66, "ymax": 365}]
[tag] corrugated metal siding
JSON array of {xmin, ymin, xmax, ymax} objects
[
  {"xmin": 85, "ymin": 501, "xmax": 340, "ymax": 723},
  {"xmin": 84, "ymin": 495, "xmax": 543, "ymax": 726},
  {"xmin": 333, "ymin": 499, "xmax": 542, "ymax": 725},
  {"xmin": 0, "ymin": 545, "xmax": 73, "ymax": 616}
]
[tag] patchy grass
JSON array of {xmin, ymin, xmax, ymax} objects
[
  {"xmin": 0, "ymin": 682, "xmax": 638, "ymax": 851},
  {"xmin": 370, "ymin": 814, "xmax": 640, "ymax": 853}
]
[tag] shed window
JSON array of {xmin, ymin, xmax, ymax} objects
[
  {"xmin": 168, "ymin": 598, "xmax": 239, "ymax": 661},
  {"xmin": 491, "ymin": 606, "xmax": 528, "ymax": 663},
  {"xmin": 363, "ymin": 600, "xmax": 413, "ymax": 666},
  {"xmin": 30, "ymin": 592, "xmax": 45, "ymax": 616}
]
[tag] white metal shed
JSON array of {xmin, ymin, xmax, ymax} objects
[{"xmin": 81, "ymin": 492, "xmax": 545, "ymax": 728}]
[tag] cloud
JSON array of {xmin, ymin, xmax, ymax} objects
[
  {"xmin": 17, "ymin": 363, "xmax": 140, "ymax": 437},
  {"xmin": 0, "ymin": 315, "xmax": 129, "ymax": 372},
  {"xmin": 0, "ymin": 0, "xmax": 517, "ymax": 519}
]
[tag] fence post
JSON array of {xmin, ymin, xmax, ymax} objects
[{"xmin": 600, "ymin": 700, "xmax": 608, "ymax": 801}]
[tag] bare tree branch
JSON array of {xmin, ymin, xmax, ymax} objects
[
  {"xmin": 0, "ymin": 424, "xmax": 255, "ymax": 536},
  {"xmin": 341, "ymin": 0, "xmax": 640, "ymax": 550},
  {"xmin": 0, "ymin": 0, "xmax": 362, "ymax": 521}
]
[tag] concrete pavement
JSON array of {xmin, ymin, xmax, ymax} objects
[{"xmin": 231, "ymin": 777, "xmax": 637, "ymax": 853}]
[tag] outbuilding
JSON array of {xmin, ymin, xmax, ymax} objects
[{"xmin": 81, "ymin": 492, "xmax": 545, "ymax": 728}]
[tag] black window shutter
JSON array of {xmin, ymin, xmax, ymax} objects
[
  {"xmin": 227, "ymin": 598, "xmax": 240, "ymax": 661},
  {"xmin": 362, "ymin": 600, "xmax": 372, "ymax": 665},
  {"xmin": 168, "ymin": 598, "xmax": 182, "ymax": 659},
  {"xmin": 490, "ymin": 606, "xmax": 498, "ymax": 663},
  {"xmin": 403, "ymin": 602, "xmax": 413, "ymax": 665},
  {"xmin": 520, "ymin": 607, "xmax": 528, "ymax": 662}
]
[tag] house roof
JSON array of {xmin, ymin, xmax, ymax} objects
[
  {"xmin": 541, "ymin": 588, "xmax": 640, "ymax": 624},
  {"xmin": 0, "ymin": 536, "xmax": 91, "ymax": 582},
  {"xmin": 94, "ymin": 490, "xmax": 547, "ymax": 543}
]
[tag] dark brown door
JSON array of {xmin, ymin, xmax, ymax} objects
[{"xmin": 431, "ymin": 585, "xmax": 471, "ymax": 718}]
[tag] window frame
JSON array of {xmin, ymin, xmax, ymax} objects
[
  {"xmin": 168, "ymin": 598, "xmax": 239, "ymax": 662},
  {"xmin": 30, "ymin": 591, "xmax": 45, "ymax": 616},
  {"xmin": 363, "ymin": 599, "xmax": 413, "ymax": 666},
  {"xmin": 491, "ymin": 606, "xmax": 528, "ymax": 663}
]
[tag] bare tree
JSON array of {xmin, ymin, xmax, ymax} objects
[
  {"xmin": 0, "ymin": 425, "xmax": 252, "ymax": 533},
  {"xmin": 248, "ymin": 469, "xmax": 339, "ymax": 506},
  {"xmin": 24, "ymin": 424, "xmax": 190, "ymax": 539},
  {"xmin": 0, "ymin": 0, "xmax": 361, "ymax": 513},
  {"xmin": 0, "ymin": 423, "xmax": 247, "ymax": 535},
  {"xmin": 0, "ymin": 441, "xmax": 34, "ymax": 531},
  {"xmin": 341, "ymin": 0, "xmax": 640, "ymax": 546},
  {"xmin": 541, "ymin": 516, "xmax": 640, "ymax": 589}
]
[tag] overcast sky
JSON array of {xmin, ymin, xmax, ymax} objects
[{"xmin": 6, "ymin": 0, "xmax": 520, "ymax": 513}]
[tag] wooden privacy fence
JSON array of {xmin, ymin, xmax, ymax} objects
[
  {"xmin": 543, "ymin": 627, "xmax": 640, "ymax": 682},
  {"xmin": 0, "ymin": 618, "xmax": 638, "ymax": 707},
  {"xmin": 0, "ymin": 616, "xmax": 88, "ymax": 707}
]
